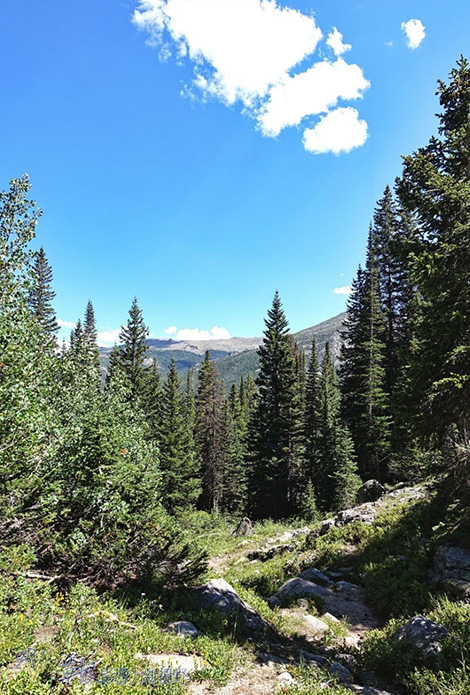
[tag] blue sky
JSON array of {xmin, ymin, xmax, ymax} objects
[{"xmin": 1, "ymin": 0, "xmax": 470, "ymax": 345}]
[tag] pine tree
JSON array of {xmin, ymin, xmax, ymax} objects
[
  {"xmin": 218, "ymin": 385, "xmax": 247, "ymax": 514},
  {"xmin": 316, "ymin": 343, "xmax": 360, "ymax": 510},
  {"xmin": 396, "ymin": 56, "xmax": 470, "ymax": 448},
  {"xmin": 140, "ymin": 358, "xmax": 162, "ymax": 440},
  {"xmin": 83, "ymin": 300, "xmax": 100, "ymax": 371},
  {"xmin": 119, "ymin": 297, "xmax": 149, "ymax": 398},
  {"xmin": 196, "ymin": 351, "xmax": 225, "ymax": 512},
  {"xmin": 303, "ymin": 337, "xmax": 320, "ymax": 514},
  {"xmin": 249, "ymin": 291, "xmax": 304, "ymax": 519},
  {"xmin": 27, "ymin": 246, "xmax": 58, "ymax": 340},
  {"xmin": 159, "ymin": 359, "xmax": 200, "ymax": 513},
  {"xmin": 340, "ymin": 230, "xmax": 391, "ymax": 479}
]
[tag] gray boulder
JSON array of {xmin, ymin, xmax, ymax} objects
[
  {"xmin": 329, "ymin": 661, "xmax": 353, "ymax": 683},
  {"xmin": 432, "ymin": 545, "xmax": 470, "ymax": 599},
  {"xmin": 357, "ymin": 479, "xmax": 386, "ymax": 503},
  {"xmin": 393, "ymin": 615, "xmax": 448, "ymax": 657},
  {"xmin": 336, "ymin": 503, "xmax": 377, "ymax": 526},
  {"xmin": 231, "ymin": 517, "xmax": 253, "ymax": 536},
  {"xmin": 348, "ymin": 687, "xmax": 394, "ymax": 695},
  {"xmin": 299, "ymin": 567, "xmax": 333, "ymax": 587},
  {"xmin": 320, "ymin": 518, "xmax": 336, "ymax": 535},
  {"xmin": 193, "ymin": 579, "xmax": 270, "ymax": 635},
  {"xmin": 275, "ymin": 578, "xmax": 333, "ymax": 602},
  {"xmin": 163, "ymin": 621, "xmax": 199, "ymax": 639}
]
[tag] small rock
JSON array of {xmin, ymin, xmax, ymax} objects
[
  {"xmin": 348, "ymin": 686, "xmax": 394, "ymax": 695},
  {"xmin": 277, "ymin": 671, "xmax": 296, "ymax": 686},
  {"xmin": 432, "ymin": 545, "xmax": 470, "ymax": 599},
  {"xmin": 299, "ymin": 567, "xmax": 334, "ymax": 587},
  {"xmin": 329, "ymin": 661, "xmax": 353, "ymax": 683},
  {"xmin": 267, "ymin": 595, "xmax": 281, "ymax": 609},
  {"xmin": 304, "ymin": 615, "xmax": 330, "ymax": 634},
  {"xmin": 163, "ymin": 621, "xmax": 200, "ymax": 639},
  {"xmin": 257, "ymin": 652, "xmax": 289, "ymax": 667},
  {"xmin": 336, "ymin": 653, "xmax": 357, "ymax": 670},
  {"xmin": 357, "ymin": 480, "xmax": 386, "ymax": 503},
  {"xmin": 231, "ymin": 517, "xmax": 253, "ymax": 536},
  {"xmin": 276, "ymin": 578, "xmax": 333, "ymax": 602},
  {"xmin": 134, "ymin": 653, "xmax": 205, "ymax": 673},
  {"xmin": 321, "ymin": 612, "xmax": 340, "ymax": 623},
  {"xmin": 298, "ymin": 650, "xmax": 327, "ymax": 667},
  {"xmin": 393, "ymin": 615, "xmax": 448, "ymax": 657}
]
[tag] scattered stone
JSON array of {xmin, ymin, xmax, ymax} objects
[
  {"xmin": 134, "ymin": 653, "xmax": 205, "ymax": 673},
  {"xmin": 432, "ymin": 545, "xmax": 470, "ymax": 599},
  {"xmin": 193, "ymin": 579, "xmax": 270, "ymax": 635},
  {"xmin": 277, "ymin": 531, "xmax": 294, "ymax": 543},
  {"xmin": 304, "ymin": 615, "xmax": 330, "ymax": 635},
  {"xmin": 275, "ymin": 578, "xmax": 334, "ymax": 602},
  {"xmin": 334, "ymin": 581, "xmax": 361, "ymax": 598},
  {"xmin": 357, "ymin": 480, "xmax": 386, "ymax": 503},
  {"xmin": 298, "ymin": 650, "xmax": 327, "ymax": 667},
  {"xmin": 266, "ymin": 595, "xmax": 281, "ymax": 609},
  {"xmin": 248, "ymin": 544, "xmax": 294, "ymax": 562},
  {"xmin": 321, "ymin": 611, "xmax": 340, "ymax": 623},
  {"xmin": 336, "ymin": 504, "xmax": 377, "ymax": 527},
  {"xmin": 329, "ymin": 661, "xmax": 353, "ymax": 683},
  {"xmin": 393, "ymin": 615, "xmax": 448, "ymax": 657},
  {"xmin": 231, "ymin": 517, "xmax": 253, "ymax": 536},
  {"xmin": 163, "ymin": 621, "xmax": 199, "ymax": 639},
  {"xmin": 257, "ymin": 652, "xmax": 289, "ymax": 667},
  {"xmin": 277, "ymin": 671, "xmax": 296, "ymax": 686},
  {"xmin": 299, "ymin": 567, "xmax": 334, "ymax": 587},
  {"xmin": 336, "ymin": 653, "xmax": 357, "ymax": 671},
  {"xmin": 297, "ymin": 598, "xmax": 309, "ymax": 610}
]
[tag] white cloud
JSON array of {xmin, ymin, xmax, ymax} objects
[
  {"xmin": 164, "ymin": 325, "xmax": 177, "ymax": 335},
  {"xmin": 96, "ymin": 328, "xmax": 121, "ymax": 347},
  {"xmin": 333, "ymin": 285, "xmax": 352, "ymax": 295},
  {"xmin": 326, "ymin": 27, "xmax": 351, "ymax": 56},
  {"xmin": 57, "ymin": 318, "xmax": 76, "ymax": 329},
  {"xmin": 133, "ymin": 0, "xmax": 370, "ymax": 155},
  {"xmin": 303, "ymin": 107, "xmax": 368, "ymax": 155},
  {"xmin": 401, "ymin": 19, "xmax": 425, "ymax": 49},
  {"xmin": 259, "ymin": 58, "xmax": 369, "ymax": 136},
  {"xmin": 171, "ymin": 326, "xmax": 231, "ymax": 341}
]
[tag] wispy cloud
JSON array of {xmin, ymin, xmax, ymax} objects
[
  {"xmin": 401, "ymin": 19, "xmax": 425, "ymax": 49},
  {"xmin": 333, "ymin": 285, "xmax": 352, "ymax": 295},
  {"xmin": 58, "ymin": 318, "xmax": 77, "ymax": 329},
  {"xmin": 133, "ymin": 0, "xmax": 370, "ymax": 155},
  {"xmin": 167, "ymin": 326, "xmax": 231, "ymax": 341}
]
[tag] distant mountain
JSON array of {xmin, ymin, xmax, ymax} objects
[{"xmin": 99, "ymin": 312, "xmax": 346, "ymax": 389}]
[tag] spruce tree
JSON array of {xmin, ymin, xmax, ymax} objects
[
  {"xmin": 249, "ymin": 291, "xmax": 304, "ymax": 519},
  {"xmin": 396, "ymin": 56, "xmax": 470, "ymax": 448},
  {"xmin": 196, "ymin": 351, "xmax": 225, "ymax": 512},
  {"xmin": 27, "ymin": 246, "xmax": 58, "ymax": 340},
  {"xmin": 83, "ymin": 300, "xmax": 100, "ymax": 372},
  {"xmin": 303, "ymin": 337, "xmax": 320, "ymax": 515},
  {"xmin": 218, "ymin": 384, "xmax": 247, "ymax": 514},
  {"xmin": 159, "ymin": 359, "xmax": 200, "ymax": 513},
  {"xmin": 119, "ymin": 297, "xmax": 149, "ymax": 398},
  {"xmin": 316, "ymin": 343, "xmax": 360, "ymax": 510},
  {"xmin": 140, "ymin": 358, "xmax": 162, "ymax": 440},
  {"xmin": 340, "ymin": 230, "xmax": 391, "ymax": 479}
]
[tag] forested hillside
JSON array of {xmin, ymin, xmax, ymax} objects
[{"xmin": 1, "ymin": 57, "xmax": 470, "ymax": 695}]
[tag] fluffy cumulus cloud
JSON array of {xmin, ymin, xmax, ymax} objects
[
  {"xmin": 333, "ymin": 285, "xmax": 352, "ymax": 296},
  {"xmin": 167, "ymin": 326, "xmax": 231, "ymax": 341},
  {"xmin": 326, "ymin": 27, "xmax": 351, "ymax": 56},
  {"xmin": 133, "ymin": 0, "xmax": 370, "ymax": 155},
  {"xmin": 303, "ymin": 107, "xmax": 367, "ymax": 155},
  {"xmin": 401, "ymin": 19, "xmax": 425, "ymax": 49}
]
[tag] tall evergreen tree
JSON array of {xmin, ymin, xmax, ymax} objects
[
  {"xmin": 316, "ymin": 343, "xmax": 360, "ymax": 510},
  {"xmin": 27, "ymin": 246, "xmax": 58, "ymax": 340},
  {"xmin": 249, "ymin": 291, "xmax": 304, "ymax": 519},
  {"xmin": 82, "ymin": 300, "xmax": 100, "ymax": 372},
  {"xmin": 159, "ymin": 359, "xmax": 200, "ymax": 513},
  {"xmin": 140, "ymin": 358, "xmax": 162, "ymax": 441},
  {"xmin": 303, "ymin": 337, "xmax": 320, "ymax": 515},
  {"xmin": 119, "ymin": 297, "xmax": 149, "ymax": 398},
  {"xmin": 396, "ymin": 56, "xmax": 470, "ymax": 449},
  {"xmin": 340, "ymin": 230, "xmax": 391, "ymax": 480},
  {"xmin": 196, "ymin": 351, "xmax": 225, "ymax": 512}
]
